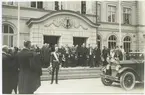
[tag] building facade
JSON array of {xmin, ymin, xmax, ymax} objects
[{"xmin": 2, "ymin": 1, "xmax": 145, "ymax": 52}]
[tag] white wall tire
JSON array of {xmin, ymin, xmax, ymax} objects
[{"xmin": 120, "ymin": 71, "xmax": 136, "ymax": 90}]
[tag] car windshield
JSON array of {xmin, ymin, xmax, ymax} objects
[{"xmin": 126, "ymin": 53, "xmax": 144, "ymax": 60}]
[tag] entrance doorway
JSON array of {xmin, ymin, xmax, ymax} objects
[
  {"xmin": 73, "ymin": 37, "xmax": 87, "ymax": 46},
  {"xmin": 43, "ymin": 35, "xmax": 60, "ymax": 46}
]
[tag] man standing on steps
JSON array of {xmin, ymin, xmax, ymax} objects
[
  {"xmin": 88, "ymin": 44, "xmax": 94, "ymax": 67},
  {"xmin": 93, "ymin": 45, "xmax": 101, "ymax": 67},
  {"xmin": 50, "ymin": 46, "xmax": 61, "ymax": 84}
]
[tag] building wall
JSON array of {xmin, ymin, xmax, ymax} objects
[{"xmin": 2, "ymin": 1, "xmax": 145, "ymax": 51}]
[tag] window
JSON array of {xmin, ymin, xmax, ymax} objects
[
  {"xmin": 31, "ymin": 1, "xmax": 43, "ymax": 9},
  {"xmin": 97, "ymin": 4, "xmax": 101, "ymax": 22},
  {"xmin": 55, "ymin": 1, "xmax": 59, "ymax": 10},
  {"xmin": 81, "ymin": 1, "xmax": 86, "ymax": 14},
  {"xmin": 108, "ymin": 35, "xmax": 117, "ymax": 49},
  {"xmin": 2, "ymin": 2, "xmax": 14, "ymax": 5},
  {"xmin": 123, "ymin": 8, "xmax": 131, "ymax": 24},
  {"xmin": 37, "ymin": 2, "xmax": 43, "ymax": 9},
  {"xmin": 108, "ymin": 5, "xmax": 116, "ymax": 22},
  {"xmin": 2, "ymin": 24, "xmax": 14, "ymax": 47},
  {"xmin": 31, "ymin": 2, "xmax": 36, "ymax": 8},
  {"xmin": 97, "ymin": 34, "xmax": 101, "ymax": 49},
  {"xmin": 123, "ymin": 36, "xmax": 131, "ymax": 52}
]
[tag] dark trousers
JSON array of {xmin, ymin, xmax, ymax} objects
[
  {"xmin": 51, "ymin": 67, "xmax": 59, "ymax": 84},
  {"xmin": 64, "ymin": 54, "xmax": 69, "ymax": 67},
  {"xmin": 89, "ymin": 55, "xmax": 94, "ymax": 67},
  {"xmin": 43, "ymin": 61, "xmax": 50, "ymax": 68},
  {"xmin": 94, "ymin": 60, "xmax": 100, "ymax": 67},
  {"xmin": 3, "ymin": 73, "xmax": 13, "ymax": 94},
  {"xmin": 103, "ymin": 57, "xmax": 108, "ymax": 66}
]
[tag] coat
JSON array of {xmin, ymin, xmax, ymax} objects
[
  {"xmin": 2, "ymin": 52, "xmax": 13, "ymax": 94},
  {"xmin": 17, "ymin": 48, "xmax": 35, "ymax": 94},
  {"xmin": 93, "ymin": 48, "xmax": 101, "ymax": 61},
  {"xmin": 10, "ymin": 52, "xmax": 19, "ymax": 92},
  {"xmin": 30, "ymin": 52, "xmax": 42, "ymax": 92}
]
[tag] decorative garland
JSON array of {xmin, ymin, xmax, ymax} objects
[{"xmin": 44, "ymin": 17, "xmax": 88, "ymax": 30}]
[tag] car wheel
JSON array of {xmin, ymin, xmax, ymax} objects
[
  {"xmin": 101, "ymin": 77, "xmax": 113, "ymax": 86},
  {"xmin": 120, "ymin": 71, "xmax": 136, "ymax": 90}
]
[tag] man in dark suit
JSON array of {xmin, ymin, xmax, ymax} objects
[
  {"xmin": 114, "ymin": 46, "xmax": 123, "ymax": 60},
  {"xmin": 2, "ymin": 45, "xmax": 13, "ymax": 94},
  {"xmin": 43, "ymin": 44, "xmax": 51, "ymax": 68},
  {"xmin": 10, "ymin": 47, "xmax": 19, "ymax": 94},
  {"xmin": 76, "ymin": 44, "xmax": 82, "ymax": 66},
  {"xmin": 50, "ymin": 46, "xmax": 61, "ymax": 84},
  {"xmin": 17, "ymin": 41, "xmax": 35, "ymax": 94},
  {"xmin": 88, "ymin": 44, "xmax": 94, "ymax": 67},
  {"xmin": 102, "ymin": 46, "xmax": 109, "ymax": 66},
  {"xmin": 80, "ymin": 43, "xmax": 88, "ymax": 66},
  {"xmin": 93, "ymin": 45, "xmax": 101, "ymax": 67},
  {"xmin": 58, "ymin": 45, "xmax": 66, "ymax": 67}
]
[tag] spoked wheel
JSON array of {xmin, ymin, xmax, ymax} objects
[
  {"xmin": 101, "ymin": 77, "xmax": 113, "ymax": 86},
  {"xmin": 120, "ymin": 71, "xmax": 136, "ymax": 90}
]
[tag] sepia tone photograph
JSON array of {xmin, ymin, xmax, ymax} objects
[{"xmin": 1, "ymin": 0, "xmax": 145, "ymax": 94}]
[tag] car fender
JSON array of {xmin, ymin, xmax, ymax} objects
[{"xmin": 118, "ymin": 67, "xmax": 140, "ymax": 81}]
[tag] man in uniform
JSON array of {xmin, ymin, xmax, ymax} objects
[{"xmin": 50, "ymin": 46, "xmax": 61, "ymax": 84}]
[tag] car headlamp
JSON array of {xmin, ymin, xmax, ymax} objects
[{"xmin": 115, "ymin": 65, "xmax": 121, "ymax": 71}]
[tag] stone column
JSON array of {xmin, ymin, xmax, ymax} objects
[{"xmin": 136, "ymin": 1, "xmax": 145, "ymax": 52}]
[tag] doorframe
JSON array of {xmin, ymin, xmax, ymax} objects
[
  {"xmin": 43, "ymin": 35, "xmax": 60, "ymax": 45},
  {"xmin": 73, "ymin": 36, "xmax": 88, "ymax": 46}
]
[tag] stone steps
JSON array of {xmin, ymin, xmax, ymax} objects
[{"xmin": 41, "ymin": 67, "xmax": 101, "ymax": 81}]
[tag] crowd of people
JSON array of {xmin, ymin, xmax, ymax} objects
[
  {"xmin": 41, "ymin": 43, "xmax": 125, "ymax": 68},
  {"xmin": 2, "ymin": 41, "xmax": 42, "ymax": 94},
  {"xmin": 2, "ymin": 40, "xmax": 125, "ymax": 94}
]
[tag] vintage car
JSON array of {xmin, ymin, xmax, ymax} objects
[{"xmin": 101, "ymin": 52, "xmax": 144, "ymax": 90}]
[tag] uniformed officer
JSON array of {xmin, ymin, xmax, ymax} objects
[{"xmin": 50, "ymin": 46, "xmax": 61, "ymax": 84}]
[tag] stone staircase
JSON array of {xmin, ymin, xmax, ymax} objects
[{"xmin": 41, "ymin": 67, "xmax": 101, "ymax": 81}]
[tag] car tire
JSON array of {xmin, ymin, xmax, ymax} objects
[
  {"xmin": 101, "ymin": 77, "xmax": 113, "ymax": 86},
  {"xmin": 120, "ymin": 71, "xmax": 136, "ymax": 90}
]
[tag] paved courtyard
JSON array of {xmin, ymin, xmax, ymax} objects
[{"xmin": 35, "ymin": 78, "xmax": 144, "ymax": 94}]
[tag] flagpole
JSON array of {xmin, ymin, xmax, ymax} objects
[
  {"xmin": 119, "ymin": 0, "xmax": 122, "ymax": 46},
  {"xmin": 17, "ymin": 2, "xmax": 20, "ymax": 48},
  {"xmin": 96, "ymin": 1, "xmax": 98, "ymax": 45}
]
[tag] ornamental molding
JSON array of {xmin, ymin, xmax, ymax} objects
[
  {"xmin": 44, "ymin": 16, "xmax": 88, "ymax": 30},
  {"xmin": 26, "ymin": 10, "xmax": 100, "ymax": 28}
]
